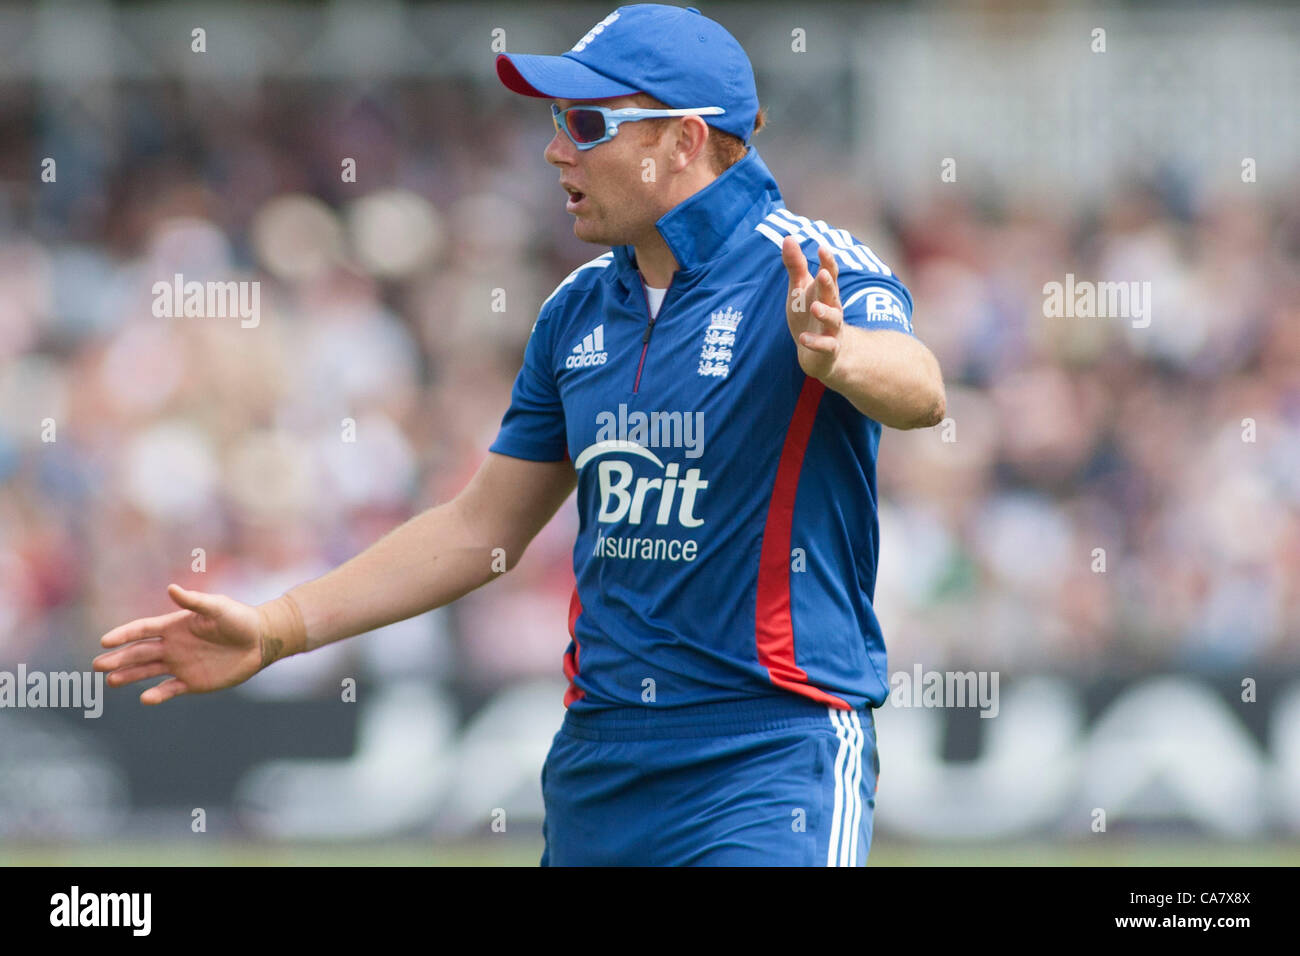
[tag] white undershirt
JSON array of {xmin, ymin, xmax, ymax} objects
[{"xmin": 644, "ymin": 284, "xmax": 668, "ymax": 319}]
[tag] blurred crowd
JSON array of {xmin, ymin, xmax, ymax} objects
[{"xmin": 1, "ymin": 76, "xmax": 1297, "ymax": 703}]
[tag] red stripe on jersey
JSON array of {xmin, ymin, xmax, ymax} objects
[
  {"xmin": 754, "ymin": 377, "xmax": 851, "ymax": 710},
  {"xmin": 563, "ymin": 586, "xmax": 585, "ymax": 707}
]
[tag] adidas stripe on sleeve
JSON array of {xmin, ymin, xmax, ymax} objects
[{"xmin": 756, "ymin": 210, "xmax": 915, "ymax": 337}]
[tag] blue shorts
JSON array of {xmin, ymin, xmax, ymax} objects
[{"xmin": 540, "ymin": 695, "xmax": 879, "ymax": 866}]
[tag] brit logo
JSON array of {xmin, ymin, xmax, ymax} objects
[
  {"xmin": 567, "ymin": 324, "xmax": 608, "ymax": 369},
  {"xmin": 697, "ymin": 306, "xmax": 741, "ymax": 378}
]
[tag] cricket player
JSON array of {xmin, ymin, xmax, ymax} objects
[{"xmin": 94, "ymin": 3, "xmax": 946, "ymax": 866}]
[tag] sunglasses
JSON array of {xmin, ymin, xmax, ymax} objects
[{"xmin": 551, "ymin": 103, "xmax": 727, "ymax": 150}]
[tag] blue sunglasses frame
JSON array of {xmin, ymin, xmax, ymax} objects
[{"xmin": 551, "ymin": 103, "xmax": 727, "ymax": 150}]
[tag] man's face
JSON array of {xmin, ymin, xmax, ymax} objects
[{"xmin": 545, "ymin": 95, "xmax": 671, "ymax": 247}]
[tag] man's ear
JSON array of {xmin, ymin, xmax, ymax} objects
[{"xmin": 674, "ymin": 116, "xmax": 710, "ymax": 169}]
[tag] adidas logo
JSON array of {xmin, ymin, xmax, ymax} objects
[{"xmin": 566, "ymin": 324, "xmax": 609, "ymax": 369}]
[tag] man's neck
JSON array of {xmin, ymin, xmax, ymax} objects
[{"xmin": 633, "ymin": 231, "xmax": 678, "ymax": 288}]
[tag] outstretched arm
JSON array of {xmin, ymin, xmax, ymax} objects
[{"xmin": 93, "ymin": 452, "xmax": 576, "ymax": 704}]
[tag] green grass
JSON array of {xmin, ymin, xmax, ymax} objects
[
  {"xmin": 0, "ymin": 840, "xmax": 543, "ymax": 867},
  {"xmin": 867, "ymin": 841, "xmax": 1300, "ymax": 867},
  {"xmin": 5, "ymin": 839, "xmax": 1299, "ymax": 866}
]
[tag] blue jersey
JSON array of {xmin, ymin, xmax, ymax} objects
[{"xmin": 489, "ymin": 146, "xmax": 917, "ymax": 714}]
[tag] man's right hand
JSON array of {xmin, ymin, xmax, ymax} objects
[{"xmin": 93, "ymin": 584, "xmax": 274, "ymax": 705}]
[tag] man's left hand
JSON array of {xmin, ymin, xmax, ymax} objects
[{"xmin": 781, "ymin": 235, "xmax": 845, "ymax": 383}]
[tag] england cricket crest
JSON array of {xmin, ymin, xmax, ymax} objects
[{"xmin": 698, "ymin": 306, "xmax": 742, "ymax": 379}]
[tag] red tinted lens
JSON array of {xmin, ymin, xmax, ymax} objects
[{"xmin": 565, "ymin": 108, "xmax": 608, "ymax": 143}]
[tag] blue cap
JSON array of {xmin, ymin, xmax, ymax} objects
[{"xmin": 496, "ymin": 4, "xmax": 759, "ymax": 143}]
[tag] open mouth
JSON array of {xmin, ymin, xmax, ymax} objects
[{"xmin": 564, "ymin": 186, "xmax": 586, "ymax": 210}]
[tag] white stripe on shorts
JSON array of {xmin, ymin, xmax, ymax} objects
[
  {"xmin": 844, "ymin": 709, "xmax": 865, "ymax": 866},
  {"xmin": 826, "ymin": 707, "xmax": 864, "ymax": 867}
]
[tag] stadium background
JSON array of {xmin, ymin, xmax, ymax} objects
[{"xmin": 1, "ymin": 0, "xmax": 1298, "ymax": 865}]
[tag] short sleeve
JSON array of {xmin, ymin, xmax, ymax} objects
[
  {"xmin": 488, "ymin": 312, "xmax": 569, "ymax": 462},
  {"xmin": 838, "ymin": 276, "xmax": 916, "ymax": 337}
]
